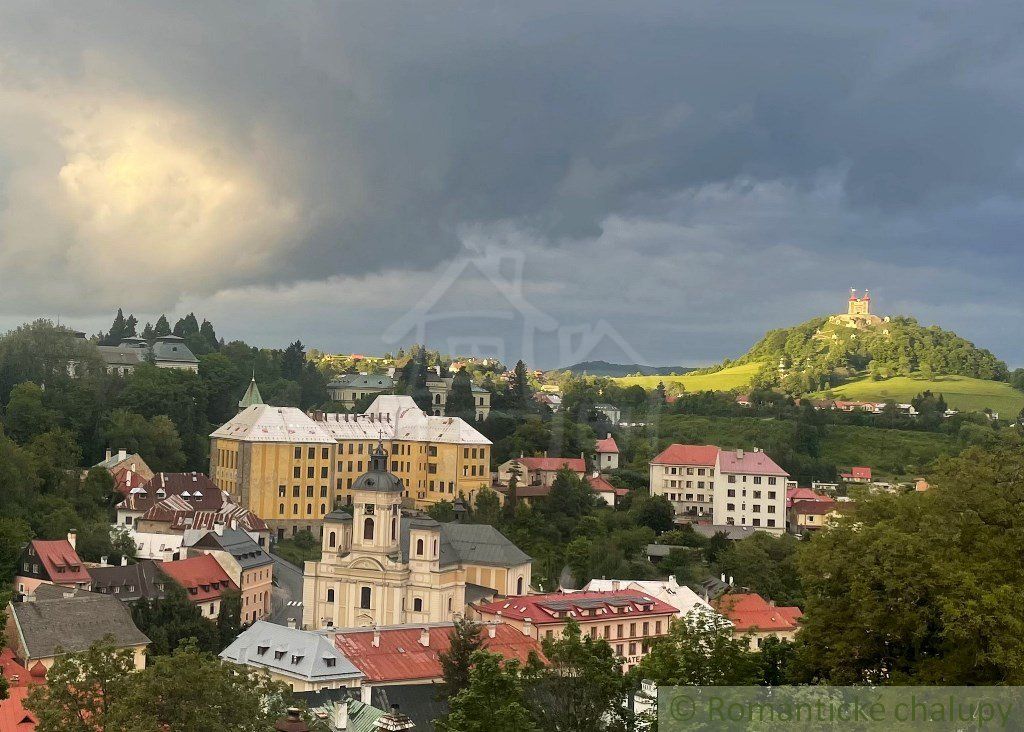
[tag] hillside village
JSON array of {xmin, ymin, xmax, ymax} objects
[{"xmin": 0, "ymin": 293, "xmax": 1020, "ymax": 730}]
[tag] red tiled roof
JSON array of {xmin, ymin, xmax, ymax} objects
[
  {"xmin": 785, "ymin": 487, "xmax": 829, "ymax": 508},
  {"xmin": 0, "ymin": 649, "xmax": 41, "ymax": 689},
  {"xmin": 595, "ymin": 436, "xmax": 618, "ymax": 454},
  {"xmin": 476, "ymin": 590, "xmax": 678, "ymax": 626},
  {"xmin": 111, "ymin": 465, "xmax": 148, "ymax": 497},
  {"xmin": 515, "ymin": 457, "xmax": 586, "ymax": 473},
  {"xmin": 22, "ymin": 540, "xmax": 90, "ymax": 585},
  {"xmin": 0, "ymin": 687, "xmax": 36, "ymax": 731},
  {"xmin": 712, "ymin": 593, "xmax": 802, "ymax": 633},
  {"xmin": 586, "ymin": 475, "xmax": 617, "ymax": 493},
  {"xmin": 333, "ymin": 624, "xmax": 543, "ymax": 683},
  {"xmin": 121, "ymin": 473, "xmax": 223, "ymax": 512},
  {"xmin": 841, "ymin": 466, "xmax": 872, "ymax": 480},
  {"xmin": 158, "ymin": 554, "xmax": 237, "ymax": 603},
  {"xmin": 141, "ymin": 499, "xmax": 268, "ymax": 533},
  {"xmin": 717, "ymin": 449, "xmax": 789, "ymax": 477},
  {"xmin": 791, "ymin": 499, "xmax": 837, "ymax": 516},
  {"xmin": 651, "ymin": 444, "xmax": 719, "ymax": 466}
]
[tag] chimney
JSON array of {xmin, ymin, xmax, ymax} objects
[
  {"xmin": 668, "ymin": 575, "xmax": 677, "ymax": 586},
  {"xmin": 287, "ymin": 617, "xmax": 297, "ymax": 629},
  {"xmin": 419, "ymin": 627, "xmax": 430, "ymax": 647},
  {"xmin": 24, "ymin": 594, "xmax": 35, "ymax": 603},
  {"xmin": 736, "ymin": 449, "xmax": 744, "ymax": 459},
  {"xmin": 611, "ymin": 580, "xmax": 620, "ymax": 592},
  {"xmin": 118, "ymin": 449, "xmax": 127, "ymax": 462},
  {"xmin": 372, "ymin": 627, "xmax": 381, "ymax": 648},
  {"xmin": 121, "ymin": 555, "xmax": 129, "ymax": 566},
  {"xmin": 332, "ymin": 700, "xmax": 349, "ymax": 731},
  {"xmin": 100, "ymin": 555, "xmax": 109, "ymax": 567},
  {"xmin": 487, "ymin": 623, "xmax": 496, "ymax": 639},
  {"xmin": 720, "ymin": 573, "xmax": 726, "ymax": 583},
  {"xmin": 728, "ymin": 576, "xmax": 734, "ymax": 586},
  {"xmin": 105, "ymin": 448, "xmax": 112, "ymax": 461},
  {"xmin": 67, "ymin": 530, "xmax": 77, "ymax": 550},
  {"xmin": 275, "ymin": 708, "xmax": 308, "ymax": 732},
  {"xmin": 62, "ymin": 591, "xmax": 75, "ymax": 599},
  {"xmin": 522, "ymin": 617, "xmax": 532, "ymax": 636}
]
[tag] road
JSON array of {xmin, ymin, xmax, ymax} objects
[{"xmin": 268, "ymin": 553, "xmax": 304, "ymax": 627}]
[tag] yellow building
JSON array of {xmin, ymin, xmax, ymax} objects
[
  {"xmin": 209, "ymin": 393, "xmax": 493, "ymax": 539},
  {"xmin": 302, "ymin": 443, "xmax": 531, "ymax": 630}
]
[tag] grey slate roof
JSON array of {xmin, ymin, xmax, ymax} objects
[
  {"xmin": 328, "ymin": 373, "xmax": 394, "ymax": 389},
  {"xmin": 12, "ymin": 586, "xmax": 150, "ymax": 659},
  {"xmin": 150, "ymin": 336, "xmax": 199, "ymax": 364},
  {"xmin": 398, "ymin": 519, "xmax": 531, "ymax": 568},
  {"xmin": 324, "ymin": 509, "xmax": 353, "ymax": 523},
  {"xmin": 220, "ymin": 621, "xmax": 363, "ymax": 683},
  {"xmin": 87, "ymin": 560, "xmax": 167, "ymax": 603},
  {"xmin": 191, "ymin": 529, "xmax": 274, "ymax": 570}
]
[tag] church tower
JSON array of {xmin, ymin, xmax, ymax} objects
[{"xmin": 350, "ymin": 441, "xmax": 404, "ymax": 556}]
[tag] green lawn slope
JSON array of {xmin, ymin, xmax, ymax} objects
[
  {"xmin": 614, "ymin": 361, "xmax": 763, "ymax": 391},
  {"xmin": 822, "ymin": 373, "xmax": 1024, "ymax": 417}
]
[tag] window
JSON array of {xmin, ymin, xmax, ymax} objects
[
  {"xmin": 322, "ymin": 447, "xmax": 329, "ymax": 460},
  {"xmin": 306, "ymin": 486, "xmax": 314, "ymax": 498},
  {"xmin": 768, "ymin": 491, "xmax": 777, "ymax": 499},
  {"xmin": 752, "ymin": 518, "xmax": 761, "ymax": 526},
  {"xmin": 294, "ymin": 446, "xmax": 301, "ymax": 459},
  {"xmin": 413, "ymin": 597, "xmax": 423, "ymax": 612},
  {"xmin": 279, "ymin": 503, "xmax": 285, "ymax": 515},
  {"xmin": 767, "ymin": 519, "xmax": 776, "ymax": 527},
  {"xmin": 727, "ymin": 489, "xmax": 735, "ymax": 497},
  {"xmin": 308, "ymin": 447, "xmax": 315, "ymax": 460},
  {"xmin": 327, "ymin": 588, "xmax": 335, "ymax": 602},
  {"xmin": 278, "ymin": 485, "xmax": 286, "ymax": 498},
  {"xmin": 517, "ymin": 577, "xmax": 524, "ymax": 594},
  {"xmin": 307, "ymin": 466, "xmax": 315, "ymax": 478},
  {"xmin": 753, "ymin": 491, "xmax": 761, "ymax": 499},
  {"xmin": 727, "ymin": 503, "xmax": 735, "ymax": 511},
  {"xmin": 360, "ymin": 586, "xmax": 371, "ymax": 609},
  {"xmin": 363, "ymin": 518, "xmax": 374, "ymax": 541},
  {"xmin": 293, "ymin": 466, "xmax": 300, "ymax": 478},
  {"xmin": 293, "ymin": 503, "xmax": 298, "ymax": 514},
  {"xmin": 753, "ymin": 476, "xmax": 762, "ymax": 485},
  {"xmin": 728, "ymin": 475, "xmax": 736, "ymax": 483},
  {"xmin": 320, "ymin": 485, "xmax": 328, "ymax": 497},
  {"xmin": 293, "ymin": 485, "xmax": 300, "ymax": 497},
  {"xmin": 768, "ymin": 477, "xmax": 777, "ymax": 485},
  {"xmin": 416, "ymin": 538, "xmax": 424, "ymax": 556},
  {"xmin": 321, "ymin": 466, "xmax": 328, "ymax": 479}
]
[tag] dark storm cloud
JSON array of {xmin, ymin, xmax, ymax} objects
[{"xmin": 0, "ymin": 1, "xmax": 1022, "ymax": 364}]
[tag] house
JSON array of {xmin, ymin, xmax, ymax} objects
[
  {"xmin": 735, "ymin": 394, "xmax": 752, "ymax": 408},
  {"xmin": 840, "ymin": 466, "xmax": 872, "ymax": 483},
  {"xmin": 87, "ymin": 559, "xmax": 168, "ymax": 604},
  {"xmin": 303, "ymin": 448, "xmax": 531, "ymax": 630},
  {"xmin": 93, "ymin": 449, "xmax": 154, "ymax": 496},
  {"xmin": 327, "ymin": 374, "xmax": 396, "ymax": 410},
  {"xmin": 331, "ymin": 621, "xmax": 542, "ymax": 687},
  {"xmin": 915, "ymin": 479, "xmax": 931, "ymax": 492},
  {"xmin": 159, "ymin": 554, "xmax": 239, "ymax": 619},
  {"xmin": 0, "ymin": 647, "xmax": 45, "ymax": 731},
  {"xmin": 713, "ymin": 448, "xmax": 788, "ymax": 533},
  {"xmin": 124, "ymin": 531, "xmax": 185, "ymax": 562},
  {"xmin": 188, "ymin": 529, "xmax": 274, "ymax": 625},
  {"xmin": 712, "ymin": 593, "xmax": 802, "ymax": 650},
  {"xmin": 221, "ymin": 621, "xmax": 364, "ymax": 693},
  {"xmin": 472, "ymin": 590, "xmax": 676, "ymax": 671},
  {"xmin": 6, "ymin": 585, "xmax": 149, "ymax": 672},
  {"xmin": 785, "ymin": 486, "xmax": 833, "ymax": 508},
  {"xmin": 648, "ymin": 444, "xmax": 720, "ymax": 519},
  {"xmin": 811, "ymin": 480, "xmax": 839, "ymax": 494},
  {"xmin": 788, "ymin": 499, "xmax": 839, "ymax": 533},
  {"xmin": 595, "ymin": 434, "xmax": 619, "ymax": 471},
  {"xmin": 136, "ymin": 493, "xmax": 270, "ymax": 548},
  {"xmin": 116, "ymin": 472, "xmax": 222, "ymax": 527},
  {"xmin": 495, "ymin": 456, "xmax": 586, "ymax": 488},
  {"xmin": 593, "ymin": 403, "xmax": 621, "ymax": 424},
  {"xmin": 534, "ymin": 393, "xmax": 562, "ymax": 412},
  {"xmin": 14, "ymin": 534, "xmax": 90, "ymax": 597},
  {"xmin": 580, "ymin": 577, "xmax": 724, "ymax": 626},
  {"xmin": 96, "ymin": 335, "xmax": 199, "ymax": 374},
  {"xmin": 586, "ymin": 474, "xmax": 629, "ymax": 507}
]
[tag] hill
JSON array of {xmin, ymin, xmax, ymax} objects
[
  {"xmin": 820, "ymin": 373, "xmax": 1024, "ymax": 417},
  {"xmin": 614, "ymin": 361, "xmax": 763, "ymax": 391},
  {"xmin": 558, "ymin": 361, "xmax": 689, "ymax": 377}
]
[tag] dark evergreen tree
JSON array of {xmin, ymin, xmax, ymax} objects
[
  {"xmin": 446, "ymin": 367, "xmax": 476, "ymax": 421},
  {"xmin": 153, "ymin": 315, "xmax": 172, "ymax": 337},
  {"xmin": 438, "ymin": 617, "xmax": 484, "ymax": 701},
  {"xmin": 281, "ymin": 340, "xmax": 305, "ymax": 380}
]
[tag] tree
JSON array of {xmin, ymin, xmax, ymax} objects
[
  {"xmin": 438, "ymin": 617, "xmax": 484, "ymax": 701},
  {"xmin": 506, "ymin": 360, "xmax": 533, "ymax": 413},
  {"xmin": 472, "ymin": 487, "xmax": 501, "ymax": 526},
  {"xmin": 524, "ymin": 620, "xmax": 630, "ymax": 732},
  {"xmin": 428, "ymin": 500, "xmax": 456, "ymax": 523},
  {"xmin": 634, "ymin": 612, "xmax": 762, "ymax": 686},
  {"xmin": 447, "ymin": 367, "xmax": 476, "ymax": 421},
  {"xmin": 132, "ymin": 583, "xmax": 221, "ymax": 656},
  {"xmin": 281, "ymin": 340, "xmax": 306, "ymax": 381},
  {"xmin": 0, "ymin": 517, "xmax": 32, "ymax": 580},
  {"xmin": 503, "ymin": 460, "xmax": 522, "ymax": 520},
  {"xmin": 4, "ymin": 382, "xmax": 57, "ymax": 443},
  {"xmin": 217, "ymin": 588, "xmax": 243, "ymax": 648},
  {"xmin": 153, "ymin": 315, "xmax": 172, "ymax": 337},
  {"xmin": 437, "ymin": 652, "xmax": 540, "ymax": 732},
  {"xmin": 100, "ymin": 410, "xmax": 186, "ymax": 471},
  {"xmin": 715, "ymin": 533, "xmax": 803, "ymax": 606},
  {"xmin": 628, "ymin": 494, "xmax": 674, "ymax": 534},
  {"xmin": 25, "ymin": 638, "xmax": 136, "ymax": 732}
]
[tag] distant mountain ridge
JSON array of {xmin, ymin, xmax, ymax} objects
[{"xmin": 559, "ymin": 361, "xmax": 693, "ymax": 377}]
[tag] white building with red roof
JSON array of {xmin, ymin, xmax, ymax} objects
[
  {"xmin": 595, "ymin": 433, "xmax": 619, "ymax": 471},
  {"xmin": 473, "ymin": 590, "xmax": 676, "ymax": 671},
  {"xmin": 14, "ymin": 534, "xmax": 91, "ymax": 597},
  {"xmin": 586, "ymin": 474, "xmax": 629, "ymax": 507},
  {"xmin": 840, "ymin": 466, "xmax": 872, "ymax": 483},
  {"xmin": 649, "ymin": 444, "xmax": 720, "ymax": 519},
  {"xmin": 712, "ymin": 592, "xmax": 802, "ymax": 650},
  {"xmin": 714, "ymin": 449, "xmax": 789, "ymax": 533},
  {"xmin": 496, "ymin": 455, "xmax": 586, "ymax": 488},
  {"xmin": 158, "ymin": 554, "xmax": 238, "ymax": 619}
]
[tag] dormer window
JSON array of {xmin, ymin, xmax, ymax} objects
[
  {"xmin": 290, "ymin": 654, "xmax": 304, "ymax": 665},
  {"xmin": 325, "ymin": 657, "xmax": 336, "ymax": 667},
  {"xmin": 274, "ymin": 650, "xmax": 285, "ymax": 660},
  {"xmin": 257, "ymin": 645, "xmax": 269, "ymax": 655}
]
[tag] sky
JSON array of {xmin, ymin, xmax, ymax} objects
[{"xmin": 1, "ymin": 2, "xmax": 1023, "ymax": 369}]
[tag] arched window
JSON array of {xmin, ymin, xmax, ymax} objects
[
  {"xmin": 434, "ymin": 393, "xmax": 441, "ymax": 404},
  {"xmin": 363, "ymin": 517, "xmax": 374, "ymax": 541},
  {"xmin": 329, "ymin": 532, "xmax": 336, "ymax": 548},
  {"xmin": 416, "ymin": 538, "xmax": 424, "ymax": 556},
  {"xmin": 307, "ymin": 504, "xmax": 312, "ymax": 514},
  {"xmin": 517, "ymin": 577, "xmax": 524, "ymax": 594},
  {"xmin": 391, "ymin": 518, "xmax": 397, "ymax": 541},
  {"xmin": 327, "ymin": 588, "xmax": 335, "ymax": 603},
  {"xmin": 360, "ymin": 586, "xmax": 371, "ymax": 609},
  {"xmin": 279, "ymin": 503, "xmax": 285, "ymax": 515},
  {"xmin": 320, "ymin": 503, "xmax": 326, "ymax": 515},
  {"xmin": 448, "ymin": 597, "xmax": 453, "ymax": 612},
  {"xmin": 413, "ymin": 597, "xmax": 423, "ymax": 612},
  {"xmin": 432, "ymin": 540, "xmax": 438, "ymax": 556},
  {"xmin": 292, "ymin": 503, "xmax": 298, "ymax": 514}
]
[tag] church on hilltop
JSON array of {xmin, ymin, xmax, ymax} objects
[{"xmin": 829, "ymin": 289, "xmax": 884, "ymax": 329}]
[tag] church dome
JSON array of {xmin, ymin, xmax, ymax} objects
[{"xmin": 352, "ymin": 443, "xmax": 405, "ymax": 494}]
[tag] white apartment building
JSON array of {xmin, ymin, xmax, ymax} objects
[
  {"xmin": 648, "ymin": 444, "xmax": 720, "ymax": 518},
  {"xmin": 713, "ymin": 448, "xmax": 788, "ymax": 534}
]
